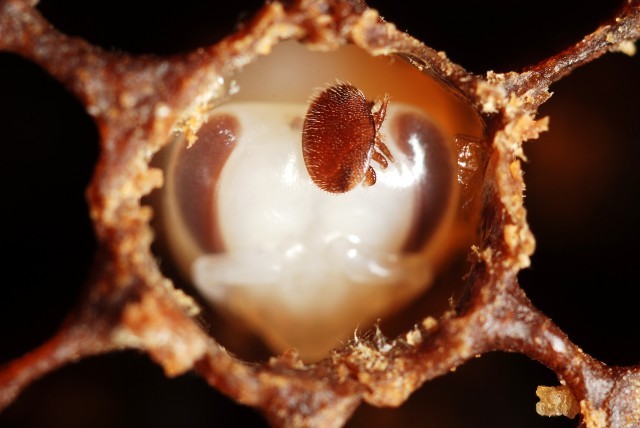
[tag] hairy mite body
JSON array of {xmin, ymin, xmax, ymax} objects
[{"xmin": 302, "ymin": 83, "xmax": 393, "ymax": 193}]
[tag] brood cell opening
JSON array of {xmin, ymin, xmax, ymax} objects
[{"xmin": 149, "ymin": 41, "xmax": 486, "ymax": 361}]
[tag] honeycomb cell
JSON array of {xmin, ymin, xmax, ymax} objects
[
  {"xmin": 0, "ymin": 54, "xmax": 99, "ymax": 363},
  {"xmin": 154, "ymin": 42, "xmax": 483, "ymax": 360}
]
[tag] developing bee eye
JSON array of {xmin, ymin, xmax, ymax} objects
[{"xmin": 155, "ymin": 42, "xmax": 482, "ymax": 361}]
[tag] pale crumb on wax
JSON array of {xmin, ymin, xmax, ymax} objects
[
  {"xmin": 155, "ymin": 103, "xmax": 171, "ymax": 118},
  {"xmin": 405, "ymin": 328, "xmax": 422, "ymax": 346},
  {"xmin": 535, "ymin": 385, "xmax": 580, "ymax": 419},
  {"xmin": 166, "ymin": 283, "xmax": 201, "ymax": 317},
  {"xmin": 612, "ymin": 40, "xmax": 636, "ymax": 56},
  {"xmin": 112, "ymin": 327, "xmax": 145, "ymax": 349},
  {"xmin": 422, "ymin": 316, "xmax": 437, "ymax": 330},
  {"xmin": 119, "ymin": 91, "xmax": 137, "ymax": 109}
]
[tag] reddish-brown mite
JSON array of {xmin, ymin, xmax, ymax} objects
[{"xmin": 302, "ymin": 83, "xmax": 394, "ymax": 193}]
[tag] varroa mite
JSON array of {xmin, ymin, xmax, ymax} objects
[{"xmin": 302, "ymin": 83, "xmax": 394, "ymax": 193}]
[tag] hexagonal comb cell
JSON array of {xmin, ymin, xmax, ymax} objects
[{"xmin": 152, "ymin": 41, "xmax": 483, "ymax": 360}]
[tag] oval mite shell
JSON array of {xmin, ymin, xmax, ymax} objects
[{"xmin": 302, "ymin": 83, "xmax": 392, "ymax": 192}]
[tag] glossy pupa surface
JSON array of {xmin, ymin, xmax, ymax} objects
[
  {"xmin": 165, "ymin": 101, "xmax": 456, "ymax": 359},
  {"xmin": 302, "ymin": 83, "xmax": 392, "ymax": 192}
]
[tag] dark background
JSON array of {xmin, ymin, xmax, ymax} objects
[{"xmin": 1, "ymin": 0, "xmax": 639, "ymax": 427}]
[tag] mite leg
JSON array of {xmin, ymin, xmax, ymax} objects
[
  {"xmin": 363, "ymin": 165, "xmax": 376, "ymax": 186},
  {"xmin": 371, "ymin": 150, "xmax": 389, "ymax": 168},
  {"xmin": 378, "ymin": 142, "xmax": 394, "ymax": 163},
  {"xmin": 374, "ymin": 136, "xmax": 395, "ymax": 163},
  {"xmin": 372, "ymin": 94, "xmax": 390, "ymax": 132}
]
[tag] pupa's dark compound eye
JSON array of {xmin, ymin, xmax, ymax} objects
[{"xmin": 302, "ymin": 83, "xmax": 394, "ymax": 193}]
